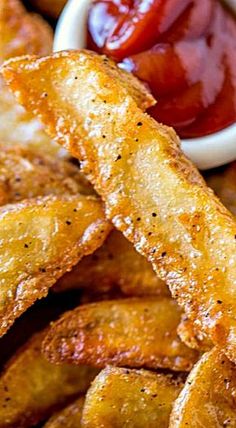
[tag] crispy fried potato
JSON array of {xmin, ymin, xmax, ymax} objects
[
  {"xmin": 170, "ymin": 347, "xmax": 236, "ymax": 427},
  {"xmin": 177, "ymin": 315, "xmax": 212, "ymax": 352},
  {"xmin": 0, "ymin": 290, "xmax": 83, "ymax": 370},
  {"xmin": 5, "ymin": 51, "xmax": 236, "ymax": 362},
  {"xmin": 82, "ymin": 367, "xmax": 183, "ymax": 428},
  {"xmin": 0, "ymin": 144, "xmax": 93, "ymax": 205},
  {"xmin": 0, "ymin": 79, "xmax": 62, "ymax": 156},
  {"xmin": 29, "ymin": 0, "xmax": 67, "ymax": 19},
  {"xmin": 0, "ymin": 0, "xmax": 59, "ymax": 156},
  {"xmin": 206, "ymin": 162, "xmax": 236, "ymax": 216},
  {"xmin": 0, "ymin": 194, "xmax": 110, "ymax": 336},
  {"xmin": 43, "ymin": 297, "xmax": 198, "ymax": 371},
  {"xmin": 0, "ymin": 0, "xmax": 52, "ymax": 62},
  {"xmin": 55, "ymin": 230, "xmax": 168, "ymax": 296},
  {"xmin": 44, "ymin": 397, "xmax": 84, "ymax": 428},
  {"xmin": 0, "ymin": 330, "xmax": 96, "ymax": 428}
]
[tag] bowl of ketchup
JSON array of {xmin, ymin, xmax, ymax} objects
[{"xmin": 54, "ymin": 0, "xmax": 236, "ymax": 169}]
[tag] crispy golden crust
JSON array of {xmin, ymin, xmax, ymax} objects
[
  {"xmin": 55, "ymin": 230, "xmax": 168, "ymax": 296},
  {"xmin": 170, "ymin": 347, "xmax": 236, "ymax": 427},
  {"xmin": 4, "ymin": 51, "xmax": 236, "ymax": 362},
  {"xmin": 43, "ymin": 297, "xmax": 198, "ymax": 371},
  {"xmin": 0, "ymin": 0, "xmax": 58, "ymax": 156},
  {"xmin": 0, "ymin": 330, "xmax": 96, "ymax": 428},
  {"xmin": 0, "ymin": 144, "xmax": 93, "ymax": 205},
  {"xmin": 82, "ymin": 367, "xmax": 183, "ymax": 428},
  {"xmin": 206, "ymin": 162, "xmax": 236, "ymax": 216},
  {"xmin": 44, "ymin": 397, "xmax": 84, "ymax": 428},
  {"xmin": 0, "ymin": 0, "xmax": 52, "ymax": 63},
  {"xmin": 177, "ymin": 315, "xmax": 212, "ymax": 352},
  {"xmin": 0, "ymin": 194, "xmax": 110, "ymax": 336},
  {"xmin": 29, "ymin": 0, "xmax": 67, "ymax": 19},
  {"xmin": 0, "ymin": 79, "xmax": 61, "ymax": 156}
]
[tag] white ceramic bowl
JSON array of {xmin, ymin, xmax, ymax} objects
[{"xmin": 54, "ymin": 0, "xmax": 236, "ymax": 170}]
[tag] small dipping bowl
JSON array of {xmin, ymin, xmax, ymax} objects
[{"xmin": 53, "ymin": 0, "xmax": 236, "ymax": 170}]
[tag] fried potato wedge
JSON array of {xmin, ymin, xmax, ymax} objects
[
  {"xmin": 44, "ymin": 397, "xmax": 84, "ymax": 428},
  {"xmin": 0, "ymin": 289, "xmax": 83, "ymax": 370},
  {"xmin": 0, "ymin": 0, "xmax": 52, "ymax": 63},
  {"xmin": 0, "ymin": 330, "xmax": 96, "ymax": 428},
  {"xmin": 55, "ymin": 230, "xmax": 168, "ymax": 297},
  {"xmin": 170, "ymin": 347, "xmax": 236, "ymax": 427},
  {"xmin": 43, "ymin": 297, "xmax": 198, "ymax": 371},
  {"xmin": 0, "ymin": 194, "xmax": 110, "ymax": 336},
  {"xmin": 5, "ymin": 51, "xmax": 236, "ymax": 362},
  {"xmin": 0, "ymin": 0, "xmax": 59, "ymax": 156},
  {"xmin": 82, "ymin": 367, "xmax": 183, "ymax": 428},
  {"xmin": 206, "ymin": 162, "xmax": 236, "ymax": 216},
  {"xmin": 29, "ymin": 0, "xmax": 67, "ymax": 19},
  {"xmin": 0, "ymin": 144, "xmax": 93, "ymax": 205},
  {"xmin": 0, "ymin": 79, "xmax": 61, "ymax": 156}
]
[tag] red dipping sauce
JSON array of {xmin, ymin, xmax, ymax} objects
[{"xmin": 87, "ymin": 0, "xmax": 236, "ymax": 138}]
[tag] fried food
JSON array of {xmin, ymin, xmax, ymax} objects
[
  {"xmin": 29, "ymin": 0, "xmax": 67, "ymax": 19},
  {"xmin": 177, "ymin": 315, "xmax": 212, "ymax": 352},
  {"xmin": 0, "ymin": 194, "xmax": 110, "ymax": 336},
  {"xmin": 0, "ymin": 79, "xmax": 62, "ymax": 156},
  {"xmin": 82, "ymin": 366, "xmax": 183, "ymax": 428},
  {"xmin": 0, "ymin": 144, "xmax": 93, "ymax": 206},
  {"xmin": 0, "ymin": 330, "xmax": 96, "ymax": 428},
  {"xmin": 0, "ymin": 0, "xmax": 59, "ymax": 156},
  {"xmin": 0, "ymin": 0, "xmax": 52, "ymax": 62},
  {"xmin": 170, "ymin": 347, "xmax": 236, "ymax": 427},
  {"xmin": 44, "ymin": 397, "xmax": 84, "ymax": 428},
  {"xmin": 5, "ymin": 50, "xmax": 236, "ymax": 362},
  {"xmin": 0, "ymin": 146, "xmax": 162, "ymax": 298},
  {"xmin": 55, "ymin": 230, "xmax": 168, "ymax": 296},
  {"xmin": 206, "ymin": 162, "xmax": 236, "ymax": 216},
  {"xmin": 43, "ymin": 297, "xmax": 198, "ymax": 371}
]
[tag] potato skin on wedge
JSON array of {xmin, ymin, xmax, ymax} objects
[
  {"xmin": 55, "ymin": 230, "xmax": 168, "ymax": 297},
  {"xmin": 44, "ymin": 397, "xmax": 84, "ymax": 428},
  {"xmin": 0, "ymin": 330, "xmax": 96, "ymax": 428},
  {"xmin": 170, "ymin": 347, "xmax": 236, "ymax": 428},
  {"xmin": 4, "ymin": 51, "xmax": 236, "ymax": 362},
  {"xmin": 82, "ymin": 367, "xmax": 183, "ymax": 428},
  {"xmin": 43, "ymin": 297, "xmax": 198, "ymax": 371},
  {"xmin": 0, "ymin": 195, "xmax": 110, "ymax": 336}
]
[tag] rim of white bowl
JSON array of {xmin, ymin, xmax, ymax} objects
[{"xmin": 53, "ymin": 0, "xmax": 236, "ymax": 170}]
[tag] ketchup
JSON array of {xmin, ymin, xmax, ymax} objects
[{"xmin": 87, "ymin": 0, "xmax": 236, "ymax": 138}]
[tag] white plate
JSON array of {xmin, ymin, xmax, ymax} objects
[{"xmin": 54, "ymin": 0, "xmax": 236, "ymax": 170}]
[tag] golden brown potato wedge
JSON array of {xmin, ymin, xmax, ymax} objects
[
  {"xmin": 0, "ymin": 194, "xmax": 110, "ymax": 336},
  {"xmin": 0, "ymin": 0, "xmax": 59, "ymax": 156},
  {"xmin": 82, "ymin": 367, "xmax": 183, "ymax": 428},
  {"xmin": 0, "ymin": 330, "xmax": 96, "ymax": 428},
  {"xmin": 0, "ymin": 146, "xmax": 162, "ymax": 299},
  {"xmin": 44, "ymin": 397, "xmax": 84, "ymax": 428},
  {"xmin": 0, "ymin": 144, "xmax": 93, "ymax": 205},
  {"xmin": 206, "ymin": 162, "xmax": 236, "ymax": 216},
  {"xmin": 55, "ymin": 230, "xmax": 168, "ymax": 297},
  {"xmin": 0, "ymin": 0, "xmax": 52, "ymax": 63},
  {"xmin": 0, "ymin": 79, "xmax": 61, "ymax": 156},
  {"xmin": 43, "ymin": 297, "xmax": 198, "ymax": 371},
  {"xmin": 5, "ymin": 51, "xmax": 236, "ymax": 362},
  {"xmin": 0, "ymin": 289, "xmax": 83, "ymax": 370},
  {"xmin": 170, "ymin": 347, "xmax": 236, "ymax": 427},
  {"xmin": 29, "ymin": 0, "xmax": 67, "ymax": 19}
]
